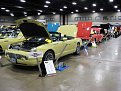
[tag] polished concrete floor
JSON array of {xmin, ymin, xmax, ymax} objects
[{"xmin": 0, "ymin": 37, "xmax": 121, "ymax": 91}]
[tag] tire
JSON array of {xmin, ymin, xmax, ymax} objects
[
  {"xmin": 75, "ymin": 43, "xmax": 81, "ymax": 55},
  {"xmin": 42, "ymin": 51, "xmax": 54, "ymax": 61},
  {"xmin": 40, "ymin": 51, "xmax": 54, "ymax": 76}
]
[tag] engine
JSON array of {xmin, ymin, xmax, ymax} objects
[{"xmin": 9, "ymin": 37, "xmax": 47, "ymax": 51}]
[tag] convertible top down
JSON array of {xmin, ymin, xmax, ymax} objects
[{"xmin": 5, "ymin": 19, "xmax": 82, "ymax": 66}]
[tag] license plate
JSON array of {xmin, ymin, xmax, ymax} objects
[{"xmin": 10, "ymin": 58, "xmax": 16, "ymax": 63}]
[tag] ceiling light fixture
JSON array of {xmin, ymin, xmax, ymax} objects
[
  {"xmin": 72, "ymin": 2, "xmax": 77, "ymax": 5},
  {"xmin": 100, "ymin": 8, "xmax": 103, "ymax": 11},
  {"xmin": 38, "ymin": 10, "xmax": 43, "ymax": 12},
  {"xmin": 53, "ymin": 12, "xmax": 56, "ymax": 14},
  {"xmin": 5, "ymin": 9, "xmax": 10, "ymax": 12},
  {"xmin": 109, "ymin": 0, "xmax": 113, "ymax": 2},
  {"xmin": 16, "ymin": 6, "xmax": 23, "ymax": 8},
  {"xmin": 92, "ymin": 11, "xmax": 95, "ymax": 13},
  {"xmin": 71, "ymin": 12, "xmax": 74, "ymax": 14},
  {"xmin": 63, "ymin": 6, "xmax": 67, "ymax": 9},
  {"xmin": 44, "ymin": 5, "xmax": 48, "ymax": 8},
  {"xmin": 10, "ymin": 13, "xmax": 14, "ymax": 16},
  {"xmin": 114, "ymin": 5, "xmax": 118, "ymax": 8},
  {"xmin": 60, "ymin": 9, "xmax": 63, "ymax": 11},
  {"xmin": 117, "ymin": 9, "xmax": 120, "ymax": 12},
  {"xmin": 24, "ymin": 12, "xmax": 27, "ymax": 14},
  {"xmin": 1, "ymin": 7, "xmax": 6, "ymax": 10},
  {"xmin": 25, "ymin": 14, "xmax": 27, "ymax": 16},
  {"xmin": 20, "ymin": 0, "xmax": 26, "ymax": 2},
  {"xmin": 38, "ymin": 12, "xmax": 41, "ymax": 15},
  {"xmin": 45, "ymin": 1, "xmax": 51, "ymax": 4},
  {"xmin": 75, "ymin": 10, "xmax": 79, "ymax": 12},
  {"xmin": 84, "ymin": 7, "xmax": 88, "ymax": 10},
  {"xmin": 92, "ymin": 3, "xmax": 96, "ymax": 7}
]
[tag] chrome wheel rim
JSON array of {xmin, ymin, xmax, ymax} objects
[{"xmin": 45, "ymin": 52, "xmax": 54, "ymax": 61}]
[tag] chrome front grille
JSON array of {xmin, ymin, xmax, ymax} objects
[{"xmin": 6, "ymin": 53, "xmax": 28, "ymax": 60}]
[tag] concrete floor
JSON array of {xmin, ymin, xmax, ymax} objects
[{"xmin": 0, "ymin": 37, "xmax": 121, "ymax": 91}]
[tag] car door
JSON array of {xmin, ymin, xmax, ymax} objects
[
  {"xmin": 51, "ymin": 41, "xmax": 67, "ymax": 58},
  {"xmin": 61, "ymin": 38, "xmax": 77, "ymax": 55}
]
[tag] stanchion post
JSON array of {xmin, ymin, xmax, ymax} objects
[
  {"xmin": 0, "ymin": 56, "xmax": 3, "ymax": 67},
  {"xmin": 36, "ymin": 57, "xmax": 43, "ymax": 77}
]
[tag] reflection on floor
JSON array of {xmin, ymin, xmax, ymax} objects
[{"xmin": 0, "ymin": 37, "xmax": 121, "ymax": 91}]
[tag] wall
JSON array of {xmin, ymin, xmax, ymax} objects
[
  {"xmin": 19, "ymin": 14, "xmax": 61, "ymax": 25},
  {"xmin": 23, "ymin": 12, "xmax": 121, "ymax": 25},
  {"xmin": 0, "ymin": 16, "xmax": 16, "ymax": 26},
  {"xmin": 3, "ymin": 12, "xmax": 120, "ymax": 26},
  {"xmin": 67, "ymin": 12, "xmax": 121, "ymax": 25}
]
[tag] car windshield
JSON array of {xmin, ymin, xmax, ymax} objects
[{"xmin": 49, "ymin": 32, "xmax": 61, "ymax": 41}]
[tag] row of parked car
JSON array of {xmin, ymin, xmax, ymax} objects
[
  {"xmin": 0, "ymin": 19, "xmax": 121, "ymax": 67},
  {"xmin": 77, "ymin": 22, "xmax": 121, "ymax": 45}
]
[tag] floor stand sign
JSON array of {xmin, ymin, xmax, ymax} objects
[
  {"xmin": 29, "ymin": 51, "xmax": 56, "ymax": 77},
  {"xmin": 44, "ymin": 60, "xmax": 56, "ymax": 76}
]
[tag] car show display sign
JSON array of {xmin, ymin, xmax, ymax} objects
[{"xmin": 44, "ymin": 60, "xmax": 56, "ymax": 76}]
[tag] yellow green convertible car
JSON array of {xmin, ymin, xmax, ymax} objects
[
  {"xmin": 5, "ymin": 19, "xmax": 82, "ymax": 66},
  {"xmin": 0, "ymin": 30, "xmax": 24, "ymax": 53}
]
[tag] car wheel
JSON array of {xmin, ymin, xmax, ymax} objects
[
  {"xmin": 40, "ymin": 51, "xmax": 55, "ymax": 76},
  {"xmin": 42, "ymin": 51, "xmax": 54, "ymax": 61},
  {"xmin": 75, "ymin": 43, "xmax": 81, "ymax": 55}
]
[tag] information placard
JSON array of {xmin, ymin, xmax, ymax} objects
[{"xmin": 44, "ymin": 60, "xmax": 56, "ymax": 76}]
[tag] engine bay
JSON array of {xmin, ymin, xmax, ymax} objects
[{"xmin": 9, "ymin": 37, "xmax": 47, "ymax": 51}]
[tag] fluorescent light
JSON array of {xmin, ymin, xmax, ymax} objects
[
  {"xmin": 10, "ymin": 13, "xmax": 14, "ymax": 16},
  {"xmin": 5, "ymin": 9, "xmax": 10, "ymax": 12},
  {"xmin": 24, "ymin": 12, "xmax": 27, "ymax": 14},
  {"xmin": 84, "ymin": 7, "xmax": 88, "ymax": 10},
  {"xmin": 100, "ymin": 8, "xmax": 103, "ymax": 11},
  {"xmin": 44, "ymin": 5, "xmax": 48, "ymax": 8},
  {"xmin": 92, "ymin": 3, "xmax": 96, "ymax": 7},
  {"xmin": 38, "ymin": 10, "xmax": 43, "ymax": 12},
  {"xmin": 45, "ymin": 1, "xmax": 51, "ymax": 4},
  {"xmin": 25, "ymin": 14, "xmax": 27, "ymax": 16},
  {"xmin": 92, "ymin": 11, "xmax": 95, "ymax": 13},
  {"xmin": 1, "ymin": 8, "xmax": 5, "ymax": 10},
  {"xmin": 16, "ymin": 6, "xmax": 23, "ymax": 8},
  {"xmin": 20, "ymin": 0, "xmax": 26, "ymax": 2},
  {"xmin": 75, "ymin": 10, "xmax": 79, "ymax": 12},
  {"xmin": 53, "ymin": 12, "xmax": 56, "ymax": 14},
  {"xmin": 109, "ymin": 0, "xmax": 113, "ymax": 2},
  {"xmin": 63, "ymin": 6, "xmax": 67, "ymax": 9},
  {"xmin": 117, "ymin": 9, "xmax": 120, "ymax": 12},
  {"xmin": 60, "ymin": 9, "xmax": 63, "ymax": 11},
  {"xmin": 114, "ymin": 6, "xmax": 118, "ymax": 8},
  {"xmin": 71, "ymin": 12, "xmax": 74, "ymax": 14},
  {"xmin": 38, "ymin": 12, "xmax": 41, "ymax": 15},
  {"xmin": 72, "ymin": 2, "xmax": 77, "ymax": 5}
]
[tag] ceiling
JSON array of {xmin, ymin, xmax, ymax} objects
[{"xmin": 0, "ymin": 0, "xmax": 121, "ymax": 17}]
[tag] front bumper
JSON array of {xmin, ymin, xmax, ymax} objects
[{"xmin": 5, "ymin": 52, "xmax": 43, "ymax": 66}]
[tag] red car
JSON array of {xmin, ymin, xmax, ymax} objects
[
  {"xmin": 91, "ymin": 26, "xmax": 104, "ymax": 43},
  {"xmin": 77, "ymin": 22, "xmax": 104, "ymax": 44}
]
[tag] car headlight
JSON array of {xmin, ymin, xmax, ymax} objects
[{"xmin": 31, "ymin": 48, "xmax": 37, "ymax": 52}]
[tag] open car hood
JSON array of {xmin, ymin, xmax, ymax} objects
[
  {"xmin": 16, "ymin": 19, "xmax": 50, "ymax": 39},
  {"xmin": 57, "ymin": 25, "xmax": 77, "ymax": 37}
]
